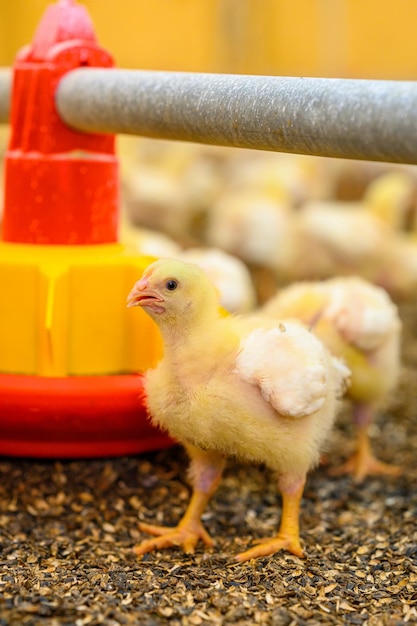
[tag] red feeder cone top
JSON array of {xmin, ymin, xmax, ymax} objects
[
  {"xmin": 31, "ymin": 0, "xmax": 98, "ymax": 61},
  {"xmin": 3, "ymin": 0, "xmax": 119, "ymax": 245}
]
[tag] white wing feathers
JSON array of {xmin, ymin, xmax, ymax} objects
[
  {"xmin": 324, "ymin": 278, "xmax": 401, "ymax": 352},
  {"xmin": 234, "ymin": 322, "xmax": 333, "ymax": 418}
]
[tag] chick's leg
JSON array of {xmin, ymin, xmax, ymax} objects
[
  {"xmin": 236, "ymin": 474, "xmax": 305, "ymax": 562},
  {"xmin": 135, "ymin": 446, "xmax": 225, "ymax": 557},
  {"xmin": 332, "ymin": 403, "xmax": 401, "ymax": 482}
]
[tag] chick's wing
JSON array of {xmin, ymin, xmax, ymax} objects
[
  {"xmin": 234, "ymin": 322, "xmax": 330, "ymax": 418},
  {"xmin": 324, "ymin": 279, "xmax": 401, "ymax": 352}
]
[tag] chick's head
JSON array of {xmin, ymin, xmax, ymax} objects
[{"xmin": 127, "ymin": 258, "xmax": 220, "ymax": 329}]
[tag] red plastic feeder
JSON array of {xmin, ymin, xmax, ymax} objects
[{"xmin": 0, "ymin": 0, "xmax": 172, "ymax": 458}]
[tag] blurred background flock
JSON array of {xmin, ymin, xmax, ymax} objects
[{"xmin": 1, "ymin": 0, "xmax": 417, "ymax": 312}]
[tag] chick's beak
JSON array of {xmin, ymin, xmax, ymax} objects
[{"xmin": 127, "ymin": 279, "xmax": 165, "ymax": 313}]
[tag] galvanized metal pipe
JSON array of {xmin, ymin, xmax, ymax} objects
[
  {"xmin": 53, "ymin": 70, "xmax": 417, "ymax": 164},
  {"xmin": 1, "ymin": 66, "xmax": 417, "ymax": 163}
]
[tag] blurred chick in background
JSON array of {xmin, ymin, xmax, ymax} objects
[
  {"xmin": 120, "ymin": 137, "xmax": 417, "ymax": 301},
  {"xmin": 120, "ymin": 137, "xmax": 227, "ymax": 245},
  {"xmin": 205, "ymin": 188, "xmax": 296, "ymax": 301},
  {"xmin": 363, "ymin": 170, "xmax": 417, "ymax": 233},
  {"xmin": 296, "ymin": 198, "xmax": 417, "ymax": 300},
  {"xmin": 262, "ymin": 276, "xmax": 402, "ymax": 482},
  {"xmin": 206, "ymin": 194, "xmax": 391, "ymax": 301},
  {"xmin": 206, "ymin": 191, "xmax": 417, "ymax": 304},
  {"xmin": 223, "ymin": 150, "xmax": 337, "ymax": 206},
  {"xmin": 122, "ymin": 163, "xmax": 195, "ymax": 244},
  {"xmin": 127, "ymin": 258, "xmax": 349, "ymax": 561},
  {"xmin": 178, "ymin": 247, "xmax": 257, "ymax": 313},
  {"xmin": 294, "ymin": 201, "xmax": 391, "ymax": 282},
  {"xmin": 119, "ymin": 216, "xmax": 183, "ymax": 259},
  {"xmin": 375, "ymin": 235, "xmax": 417, "ymax": 300}
]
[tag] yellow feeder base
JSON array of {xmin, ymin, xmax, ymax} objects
[{"xmin": 0, "ymin": 241, "xmax": 162, "ymax": 377}]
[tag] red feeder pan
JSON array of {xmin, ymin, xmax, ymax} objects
[{"xmin": 0, "ymin": 374, "xmax": 172, "ymax": 458}]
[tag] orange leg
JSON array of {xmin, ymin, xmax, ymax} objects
[
  {"xmin": 331, "ymin": 404, "xmax": 401, "ymax": 483},
  {"xmin": 134, "ymin": 447, "xmax": 225, "ymax": 557},
  {"xmin": 236, "ymin": 475, "xmax": 305, "ymax": 562}
]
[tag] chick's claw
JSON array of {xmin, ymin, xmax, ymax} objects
[
  {"xmin": 134, "ymin": 521, "xmax": 214, "ymax": 557},
  {"xmin": 331, "ymin": 453, "xmax": 402, "ymax": 483},
  {"xmin": 235, "ymin": 534, "xmax": 305, "ymax": 563}
]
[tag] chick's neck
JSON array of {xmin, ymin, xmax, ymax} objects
[{"xmin": 158, "ymin": 299, "xmax": 222, "ymax": 350}]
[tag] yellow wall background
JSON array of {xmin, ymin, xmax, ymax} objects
[{"xmin": 1, "ymin": 0, "xmax": 417, "ymax": 79}]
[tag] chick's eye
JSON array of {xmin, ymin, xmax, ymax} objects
[{"xmin": 165, "ymin": 279, "xmax": 178, "ymax": 291}]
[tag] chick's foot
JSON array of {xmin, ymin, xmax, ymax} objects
[
  {"xmin": 236, "ymin": 476, "xmax": 305, "ymax": 562},
  {"xmin": 235, "ymin": 533, "xmax": 304, "ymax": 562},
  {"xmin": 335, "ymin": 409, "xmax": 403, "ymax": 482},
  {"xmin": 134, "ymin": 520, "xmax": 214, "ymax": 557},
  {"xmin": 330, "ymin": 452, "xmax": 402, "ymax": 483}
]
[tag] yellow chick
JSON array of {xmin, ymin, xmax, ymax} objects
[
  {"xmin": 262, "ymin": 277, "xmax": 402, "ymax": 482},
  {"xmin": 363, "ymin": 170, "xmax": 417, "ymax": 232},
  {"xmin": 375, "ymin": 234, "xmax": 417, "ymax": 300},
  {"xmin": 127, "ymin": 259, "xmax": 349, "ymax": 561}
]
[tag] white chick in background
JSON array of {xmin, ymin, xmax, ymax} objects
[
  {"xmin": 119, "ymin": 217, "xmax": 182, "ymax": 259},
  {"xmin": 293, "ymin": 201, "xmax": 392, "ymax": 282},
  {"xmin": 206, "ymin": 192, "xmax": 395, "ymax": 299},
  {"xmin": 205, "ymin": 179, "xmax": 417, "ymax": 302},
  {"xmin": 178, "ymin": 247, "xmax": 257, "ymax": 313},
  {"xmin": 122, "ymin": 164, "xmax": 193, "ymax": 243},
  {"xmin": 205, "ymin": 189, "xmax": 296, "ymax": 300},
  {"xmin": 296, "ymin": 196, "xmax": 417, "ymax": 300},
  {"xmin": 120, "ymin": 137, "xmax": 229, "ymax": 243},
  {"xmin": 262, "ymin": 276, "xmax": 402, "ymax": 482}
]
